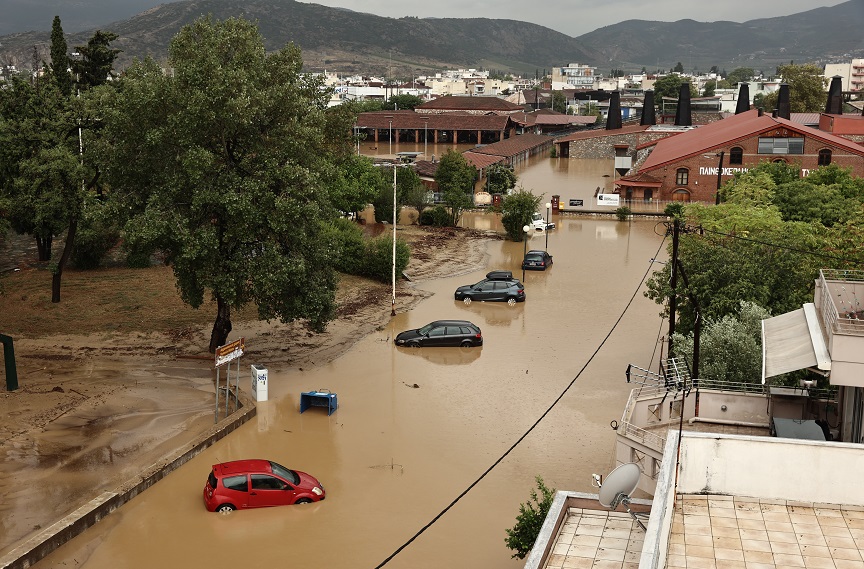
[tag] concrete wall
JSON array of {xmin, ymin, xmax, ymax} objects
[{"xmin": 677, "ymin": 431, "xmax": 864, "ymax": 505}]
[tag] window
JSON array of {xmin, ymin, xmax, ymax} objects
[
  {"xmin": 223, "ymin": 475, "xmax": 248, "ymax": 492},
  {"xmin": 428, "ymin": 326, "xmax": 446, "ymax": 337},
  {"xmin": 675, "ymin": 168, "xmax": 689, "ymax": 185},
  {"xmin": 252, "ymin": 475, "xmax": 286, "ymax": 490},
  {"xmin": 757, "ymin": 137, "xmax": 804, "ymax": 154},
  {"xmin": 729, "ymin": 147, "xmax": 743, "ymax": 165},
  {"xmin": 818, "ymin": 149, "xmax": 832, "ymax": 166}
]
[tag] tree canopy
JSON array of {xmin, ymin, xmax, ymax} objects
[
  {"xmin": 95, "ymin": 17, "xmax": 358, "ymax": 351},
  {"xmin": 646, "ymin": 162, "xmax": 864, "ymax": 344},
  {"xmin": 652, "ymin": 74, "xmax": 697, "ymax": 107},
  {"xmin": 434, "ymin": 149, "xmax": 476, "ymax": 226},
  {"xmin": 762, "ymin": 64, "xmax": 827, "ymax": 113},
  {"xmin": 499, "ymin": 188, "xmax": 541, "ymax": 241}
]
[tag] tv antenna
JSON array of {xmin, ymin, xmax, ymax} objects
[{"xmin": 592, "ymin": 462, "xmax": 647, "ymax": 530}]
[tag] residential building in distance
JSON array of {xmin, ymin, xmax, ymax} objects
[
  {"xmin": 551, "ymin": 63, "xmax": 596, "ymax": 90},
  {"xmin": 824, "ymin": 59, "xmax": 864, "ymax": 93}
]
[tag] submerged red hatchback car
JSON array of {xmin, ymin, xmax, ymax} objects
[{"xmin": 203, "ymin": 459, "xmax": 325, "ymax": 512}]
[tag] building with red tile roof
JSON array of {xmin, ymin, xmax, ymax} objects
[
  {"xmin": 618, "ymin": 109, "xmax": 864, "ymax": 203},
  {"xmin": 415, "ymin": 95, "xmax": 524, "ymax": 114}
]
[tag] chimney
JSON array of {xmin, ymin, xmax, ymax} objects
[
  {"xmin": 776, "ymin": 84, "xmax": 791, "ymax": 120},
  {"xmin": 606, "ymin": 91, "xmax": 622, "ymax": 130},
  {"xmin": 674, "ymin": 82, "xmax": 692, "ymax": 126},
  {"xmin": 735, "ymin": 83, "xmax": 751, "ymax": 114},
  {"xmin": 641, "ymin": 90, "xmax": 657, "ymax": 125},
  {"xmin": 825, "ymin": 76, "xmax": 843, "ymax": 114}
]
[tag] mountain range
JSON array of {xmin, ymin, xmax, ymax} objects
[{"xmin": 0, "ymin": 0, "xmax": 862, "ymax": 78}]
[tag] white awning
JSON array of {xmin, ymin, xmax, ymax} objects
[{"xmin": 761, "ymin": 303, "xmax": 831, "ymax": 384}]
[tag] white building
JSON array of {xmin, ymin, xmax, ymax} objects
[
  {"xmin": 552, "ymin": 63, "xmax": 596, "ymax": 90},
  {"xmin": 824, "ymin": 59, "xmax": 864, "ymax": 93}
]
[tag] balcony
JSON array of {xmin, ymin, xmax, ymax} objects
[{"xmin": 816, "ymin": 269, "xmax": 864, "ymax": 387}]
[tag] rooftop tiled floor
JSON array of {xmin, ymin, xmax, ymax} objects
[
  {"xmin": 544, "ymin": 508, "xmax": 646, "ymax": 569},
  {"xmin": 669, "ymin": 494, "xmax": 864, "ymax": 569}
]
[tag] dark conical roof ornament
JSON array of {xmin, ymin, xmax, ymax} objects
[
  {"xmin": 606, "ymin": 91, "xmax": 622, "ymax": 130},
  {"xmin": 641, "ymin": 90, "xmax": 656, "ymax": 125},
  {"xmin": 735, "ymin": 83, "xmax": 751, "ymax": 114},
  {"xmin": 674, "ymin": 82, "xmax": 692, "ymax": 126},
  {"xmin": 777, "ymin": 84, "xmax": 791, "ymax": 120},
  {"xmin": 825, "ymin": 76, "xmax": 843, "ymax": 115}
]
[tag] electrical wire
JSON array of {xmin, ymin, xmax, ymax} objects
[
  {"xmin": 697, "ymin": 226, "xmax": 863, "ymax": 265},
  {"xmin": 372, "ymin": 234, "xmax": 669, "ymax": 568}
]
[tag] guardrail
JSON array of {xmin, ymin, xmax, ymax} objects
[{"xmin": 619, "ymin": 420, "xmax": 667, "ymax": 453}]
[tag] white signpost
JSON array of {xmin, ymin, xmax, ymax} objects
[{"xmin": 214, "ymin": 338, "xmax": 245, "ymax": 422}]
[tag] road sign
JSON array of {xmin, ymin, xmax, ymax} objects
[{"xmin": 215, "ymin": 337, "xmax": 245, "ymax": 367}]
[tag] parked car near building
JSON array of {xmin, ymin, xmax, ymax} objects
[
  {"xmin": 203, "ymin": 459, "xmax": 325, "ymax": 512},
  {"xmin": 522, "ymin": 250, "xmax": 553, "ymax": 270},
  {"xmin": 394, "ymin": 320, "xmax": 483, "ymax": 347},
  {"xmin": 454, "ymin": 270, "xmax": 525, "ymax": 305}
]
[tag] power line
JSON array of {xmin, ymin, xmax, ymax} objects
[{"xmin": 373, "ymin": 234, "xmax": 669, "ymax": 568}]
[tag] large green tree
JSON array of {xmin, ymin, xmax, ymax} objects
[
  {"xmin": 651, "ymin": 74, "xmax": 697, "ymax": 108},
  {"xmin": 499, "ymin": 188, "xmax": 542, "ymax": 241},
  {"xmin": 727, "ymin": 67, "xmax": 756, "ymax": 85},
  {"xmin": 71, "ymin": 30, "xmax": 121, "ymax": 92},
  {"xmin": 96, "ymin": 17, "xmax": 357, "ymax": 352},
  {"xmin": 646, "ymin": 162, "xmax": 864, "ymax": 337},
  {"xmin": 485, "ymin": 163, "xmax": 517, "ymax": 195},
  {"xmin": 434, "ymin": 149, "xmax": 476, "ymax": 226},
  {"xmin": 50, "ymin": 16, "xmax": 72, "ymax": 96},
  {"xmin": 0, "ymin": 76, "xmax": 84, "ymax": 278},
  {"xmin": 762, "ymin": 64, "xmax": 827, "ymax": 113}
]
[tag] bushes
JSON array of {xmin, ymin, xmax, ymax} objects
[
  {"xmin": 419, "ymin": 205, "xmax": 451, "ymax": 227},
  {"xmin": 325, "ymin": 219, "xmax": 411, "ymax": 283},
  {"xmin": 615, "ymin": 206, "xmax": 632, "ymax": 221}
]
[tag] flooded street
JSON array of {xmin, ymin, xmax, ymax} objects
[{"xmin": 32, "ymin": 213, "xmax": 667, "ymax": 569}]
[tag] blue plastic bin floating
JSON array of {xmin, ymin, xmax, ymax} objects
[{"xmin": 299, "ymin": 389, "xmax": 338, "ymax": 416}]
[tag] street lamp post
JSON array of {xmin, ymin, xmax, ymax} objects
[
  {"xmin": 522, "ymin": 224, "xmax": 531, "ymax": 283},
  {"xmin": 544, "ymin": 202, "xmax": 551, "ymax": 250},
  {"xmin": 422, "ymin": 117, "xmax": 428, "ymax": 160},
  {"xmin": 385, "ymin": 115, "xmax": 393, "ymax": 157},
  {"xmin": 391, "ymin": 164, "xmax": 397, "ymax": 316}
]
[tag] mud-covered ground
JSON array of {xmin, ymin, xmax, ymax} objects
[{"xmin": 0, "ymin": 223, "xmax": 497, "ymax": 554}]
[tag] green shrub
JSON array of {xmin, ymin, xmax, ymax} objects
[
  {"xmin": 615, "ymin": 206, "xmax": 632, "ymax": 221},
  {"xmin": 664, "ymin": 202, "xmax": 685, "ymax": 219},
  {"xmin": 361, "ymin": 235, "xmax": 411, "ymax": 282},
  {"xmin": 505, "ymin": 476, "xmax": 556, "ymax": 559},
  {"xmin": 419, "ymin": 205, "xmax": 451, "ymax": 227},
  {"xmin": 322, "ymin": 218, "xmax": 366, "ymax": 274}
]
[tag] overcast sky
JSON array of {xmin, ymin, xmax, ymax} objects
[{"xmin": 0, "ymin": 0, "xmax": 850, "ymax": 37}]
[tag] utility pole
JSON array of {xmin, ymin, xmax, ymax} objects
[{"xmin": 667, "ymin": 219, "xmax": 680, "ymax": 360}]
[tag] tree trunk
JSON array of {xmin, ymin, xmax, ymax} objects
[
  {"xmin": 36, "ymin": 236, "xmax": 53, "ymax": 262},
  {"xmin": 51, "ymin": 218, "xmax": 77, "ymax": 303},
  {"xmin": 208, "ymin": 296, "xmax": 233, "ymax": 353}
]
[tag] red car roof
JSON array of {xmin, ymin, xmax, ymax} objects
[{"xmin": 213, "ymin": 459, "xmax": 271, "ymax": 477}]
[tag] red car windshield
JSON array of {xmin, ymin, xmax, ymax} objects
[{"xmin": 270, "ymin": 461, "xmax": 300, "ymax": 485}]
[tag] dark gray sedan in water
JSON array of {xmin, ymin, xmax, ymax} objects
[{"xmin": 394, "ymin": 320, "xmax": 483, "ymax": 348}]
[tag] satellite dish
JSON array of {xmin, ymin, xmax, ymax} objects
[
  {"xmin": 598, "ymin": 463, "xmax": 640, "ymax": 508},
  {"xmin": 595, "ymin": 463, "xmax": 646, "ymax": 530}
]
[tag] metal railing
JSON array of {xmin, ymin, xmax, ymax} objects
[
  {"xmin": 619, "ymin": 420, "xmax": 667, "ymax": 453},
  {"xmin": 819, "ymin": 269, "xmax": 864, "ymax": 336}
]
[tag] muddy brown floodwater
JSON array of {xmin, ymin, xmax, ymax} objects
[{"xmin": 29, "ymin": 214, "xmax": 667, "ymax": 569}]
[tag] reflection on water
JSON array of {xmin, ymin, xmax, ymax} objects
[
  {"xmin": 395, "ymin": 345, "xmax": 483, "ymax": 366},
  {"xmin": 452, "ymin": 299, "xmax": 524, "ymax": 327}
]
